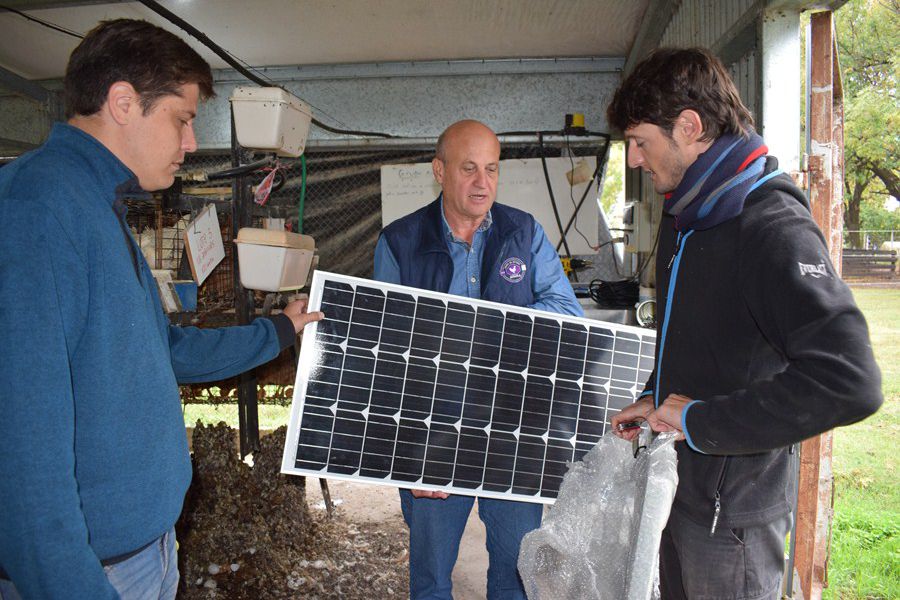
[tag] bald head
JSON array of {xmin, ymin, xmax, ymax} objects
[
  {"xmin": 435, "ymin": 120, "xmax": 500, "ymax": 162},
  {"xmin": 433, "ymin": 120, "xmax": 501, "ymax": 237}
]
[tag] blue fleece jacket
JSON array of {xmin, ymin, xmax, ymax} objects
[{"xmin": 0, "ymin": 124, "xmax": 294, "ymax": 598}]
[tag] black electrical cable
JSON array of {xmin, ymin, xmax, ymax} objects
[
  {"xmin": 596, "ymin": 236, "xmax": 625, "ymax": 250},
  {"xmin": 538, "ymin": 132, "xmax": 572, "ymax": 259},
  {"xmin": 554, "ymin": 171, "xmax": 597, "ymax": 253},
  {"xmin": 629, "ymin": 221, "xmax": 661, "ymax": 282},
  {"xmin": 503, "ymin": 132, "xmax": 610, "ymax": 254},
  {"xmin": 562, "ymin": 134, "xmax": 595, "ymax": 251},
  {"xmin": 270, "ymin": 169, "xmax": 286, "ymax": 193},
  {"xmin": 137, "ymin": 0, "xmax": 396, "ymax": 139},
  {"xmin": 0, "ymin": 5, "xmax": 83, "ymax": 38},
  {"xmin": 206, "ymin": 157, "xmax": 274, "ymax": 180},
  {"xmin": 498, "ymin": 129, "xmax": 611, "ymax": 140},
  {"xmin": 588, "ymin": 279, "xmax": 638, "ymax": 310},
  {"xmin": 610, "ymin": 210, "xmax": 661, "ymax": 282},
  {"xmin": 554, "ymin": 135, "xmax": 612, "ymax": 254}
]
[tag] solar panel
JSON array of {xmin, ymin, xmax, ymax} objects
[{"xmin": 281, "ymin": 271, "xmax": 656, "ymax": 504}]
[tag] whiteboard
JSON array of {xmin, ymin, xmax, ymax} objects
[{"xmin": 380, "ymin": 157, "xmax": 599, "ymax": 255}]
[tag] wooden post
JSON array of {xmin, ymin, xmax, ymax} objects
[{"xmin": 795, "ymin": 10, "xmax": 844, "ymax": 600}]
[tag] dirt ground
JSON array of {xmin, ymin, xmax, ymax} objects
[
  {"xmin": 179, "ymin": 424, "xmax": 493, "ymax": 598},
  {"xmin": 306, "ymin": 478, "xmax": 490, "ymax": 600}
]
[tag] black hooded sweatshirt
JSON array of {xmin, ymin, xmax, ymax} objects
[{"xmin": 645, "ymin": 156, "xmax": 883, "ymax": 530}]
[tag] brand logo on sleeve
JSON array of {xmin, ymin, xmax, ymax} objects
[
  {"xmin": 798, "ymin": 262, "xmax": 830, "ymax": 278},
  {"xmin": 499, "ymin": 257, "xmax": 527, "ymax": 283}
]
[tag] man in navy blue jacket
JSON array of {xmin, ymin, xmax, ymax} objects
[
  {"xmin": 375, "ymin": 120, "xmax": 582, "ymax": 600},
  {"xmin": 0, "ymin": 19, "xmax": 322, "ymax": 599},
  {"xmin": 608, "ymin": 48, "xmax": 882, "ymax": 600}
]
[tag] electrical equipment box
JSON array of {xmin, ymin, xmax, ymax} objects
[
  {"xmin": 623, "ymin": 201, "xmax": 656, "ymax": 254},
  {"xmin": 229, "ymin": 87, "xmax": 312, "ymax": 157},
  {"xmin": 233, "ymin": 228, "xmax": 315, "ymax": 292}
]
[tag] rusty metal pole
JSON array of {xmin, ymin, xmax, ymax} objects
[
  {"xmin": 795, "ymin": 11, "xmax": 844, "ymax": 600},
  {"xmin": 830, "ymin": 28, "xmax": 845, "ymax": 267}
]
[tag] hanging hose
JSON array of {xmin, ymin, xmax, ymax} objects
[{"xmin": 297, "ymin": 154, "xmax": 307, "ymax": 234}]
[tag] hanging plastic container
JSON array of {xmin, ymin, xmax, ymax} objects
[
  {"xmin": 229, "ymin": 86, "xmax": 312, "ymax": 157},
  {"xmin": 233, "ymin": 228, "xmax": 315, "ymax": 292}
]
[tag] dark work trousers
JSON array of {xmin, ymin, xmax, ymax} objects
[{"xmin": 659, "ymin": 507, "xmax": 792, "ymax": 600}]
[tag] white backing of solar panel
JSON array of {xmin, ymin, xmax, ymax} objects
[{"xmin": 281, "ymin": 271, "xmax": 656, "ymax": 504}]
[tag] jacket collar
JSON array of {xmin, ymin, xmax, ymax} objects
[
  {"xmin": 416, "ymin": 194, "xmax": 498, "ymax": 255},
  {"xmin": 48, "ymin": 122, "xmax": 147, "ymax": 206},
  {"xmin": 747, "ymin": 156, "xmax": 809, "ymax": 212}
]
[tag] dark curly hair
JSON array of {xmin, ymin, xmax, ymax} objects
[
  {"xmin": 607, "ymin": 47, "xmax": 753, "ymax": 140},
  {"xmin": 64, "ymin": 19, "xmax": 214, "ymax": 118}
]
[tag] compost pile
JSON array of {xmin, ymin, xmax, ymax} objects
[{"xmin": 177, "ymin": 423, "xmax": 409, "ymax": 599}]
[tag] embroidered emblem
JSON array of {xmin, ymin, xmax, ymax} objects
[
  {"xmin": 499, "ymin": 257, "xmax": 527, "ymax": 283},
  {"xmin": 798, "ymin": 262, "xmax": 830, "ymax": 278}
]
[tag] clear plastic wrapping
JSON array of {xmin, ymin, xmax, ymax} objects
[{"xmin": 518, "ymin": 431, "xmax": 679, "ymax": 600}]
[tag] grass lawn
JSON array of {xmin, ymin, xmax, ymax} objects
[
  {"xmin": 183, "ymin": 402, "xmax": 291, "ymax": 431},
  {"xmin": 182, "ymin": 287, "xmax": 900, "ymax": 598},
  {"xmin": 825, "ymin": 287, "xmax": 900, "ymax": 600}
]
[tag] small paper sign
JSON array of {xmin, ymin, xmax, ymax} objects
[{"xmin": 183, "ymin": 204, "xmax": 225, "ymax": 286}]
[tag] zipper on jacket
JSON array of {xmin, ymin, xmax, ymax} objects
[
  {"xmin": 666, "ymin": 231, "xmax": 684, "ymax": 271},
  {"xmin": 710, "ymin": 492, "xmax": 721, "ymax": 537},
  {"xmin": 710, "ymin": 457, "xmax": 730, "ymax": 536},
  {"xmin": 653, "ymin": 229, "xmax": 694, "ymax": 407}
]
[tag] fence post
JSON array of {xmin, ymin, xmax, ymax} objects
[{"xmin": 796, "ymin": 11, "xmax": 842, "ymax": 600}]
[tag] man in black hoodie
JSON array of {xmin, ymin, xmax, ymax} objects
[{"xmin": 608, "ymin": 48, "xmax": 882, "ymax": 600}]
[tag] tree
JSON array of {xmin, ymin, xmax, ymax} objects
[
  {"xmin": 859, "ymin": 198, "xmax": 900, "ymax": 246},
  {"xmin": 835, "ymin": 0, "xmax": 900, "ymax": 247},
  {"xmin": 599, "ymin": 142, "xmax": 625, "ymax": 217}
]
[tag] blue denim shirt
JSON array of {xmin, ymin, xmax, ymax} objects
[{"xmin": 375, "ymin": 200, "xmax": 582, "ymax": 317}]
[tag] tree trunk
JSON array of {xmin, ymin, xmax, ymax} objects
[
  {"xmin": 844, "ymin": 179, "xmax": 865, "ymax": 248},
  {"xmin": 870, "ymin": 164, "xmax": 900, "ymax": 200}
]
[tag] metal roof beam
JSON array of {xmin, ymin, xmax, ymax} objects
[
  {"xmin": 213, "ymin": 57, "xmax": 625, "ymax": 84},
  {"xmin": 0, "ymin": 135, "xmax": 38, "ymax": 152},
  {"xmin": 712, "ymin": 3, "xmax": 764, "ymax": 67},
  {"xmin": 0, "ymin": 64, "xmax": 54, "ymax": 104},
  {"xmin": 0, "ymin": 1, "xmax": 116, "ymax": 9},
  {"xmin": 766, "ymin": 0, "xmax": 848, "ymax": 11},
  {"xmin": 623, "ymin": 0, "xmax": 680, "ymax": 76},
  {"xmin": 0, "ymin": 64, "xmax": 62, "ymax": 121}
]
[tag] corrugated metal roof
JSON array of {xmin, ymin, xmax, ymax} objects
[{"xmin": 0, "ymin": 0, "xmax": 649, "ymax": 80}]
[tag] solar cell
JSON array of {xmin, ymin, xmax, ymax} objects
[{"xmin": 281, "ymin": 271, "xmax": 656, "ymax": 504}]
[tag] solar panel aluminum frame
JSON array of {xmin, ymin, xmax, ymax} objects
[{"xmin": 281, "ymin": 271, "xmax": 656, "ymax": 505}]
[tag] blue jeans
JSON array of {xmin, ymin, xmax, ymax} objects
[
  {"xmin": 0, "ymin": 528, "xmax": 178, "ymax": 600},
  {"xmin": 399, "ymin": 489, "xmax": 543, "ymax": 600}
]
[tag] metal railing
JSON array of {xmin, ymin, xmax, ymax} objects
[{"xmin": 843, "ymin": 229, "xmax": 899, "ymax": 250}]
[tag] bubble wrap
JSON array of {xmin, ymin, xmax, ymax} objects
[{"xmin": 518, "ymin": 431, "xmax": 678, "ymax": 600}]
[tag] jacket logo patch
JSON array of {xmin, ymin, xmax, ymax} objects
[
  {"xmin": 499, "ymin": 257, "xmax": 527, "ymax": 283},
  {"xmin": 798, "ymin": 262, "xmax": 830, "ymax": 278}
]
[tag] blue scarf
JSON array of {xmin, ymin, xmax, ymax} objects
[{"xmin": 665, "ymin": 132, "xmax": 768, "ymax": 232}]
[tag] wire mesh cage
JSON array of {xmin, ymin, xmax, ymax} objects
[{"xmin": 124, "ymin": 136, "xmax": 610, "ymax": 403}]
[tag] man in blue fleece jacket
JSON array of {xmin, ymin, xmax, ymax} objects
[
  {"xmin": 0, "ymin": 19, "xmax": 322, "ymax": 599},
  {"xmin": 608, "ymin": 48, "xmax": 882, "ymax": 600}
]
